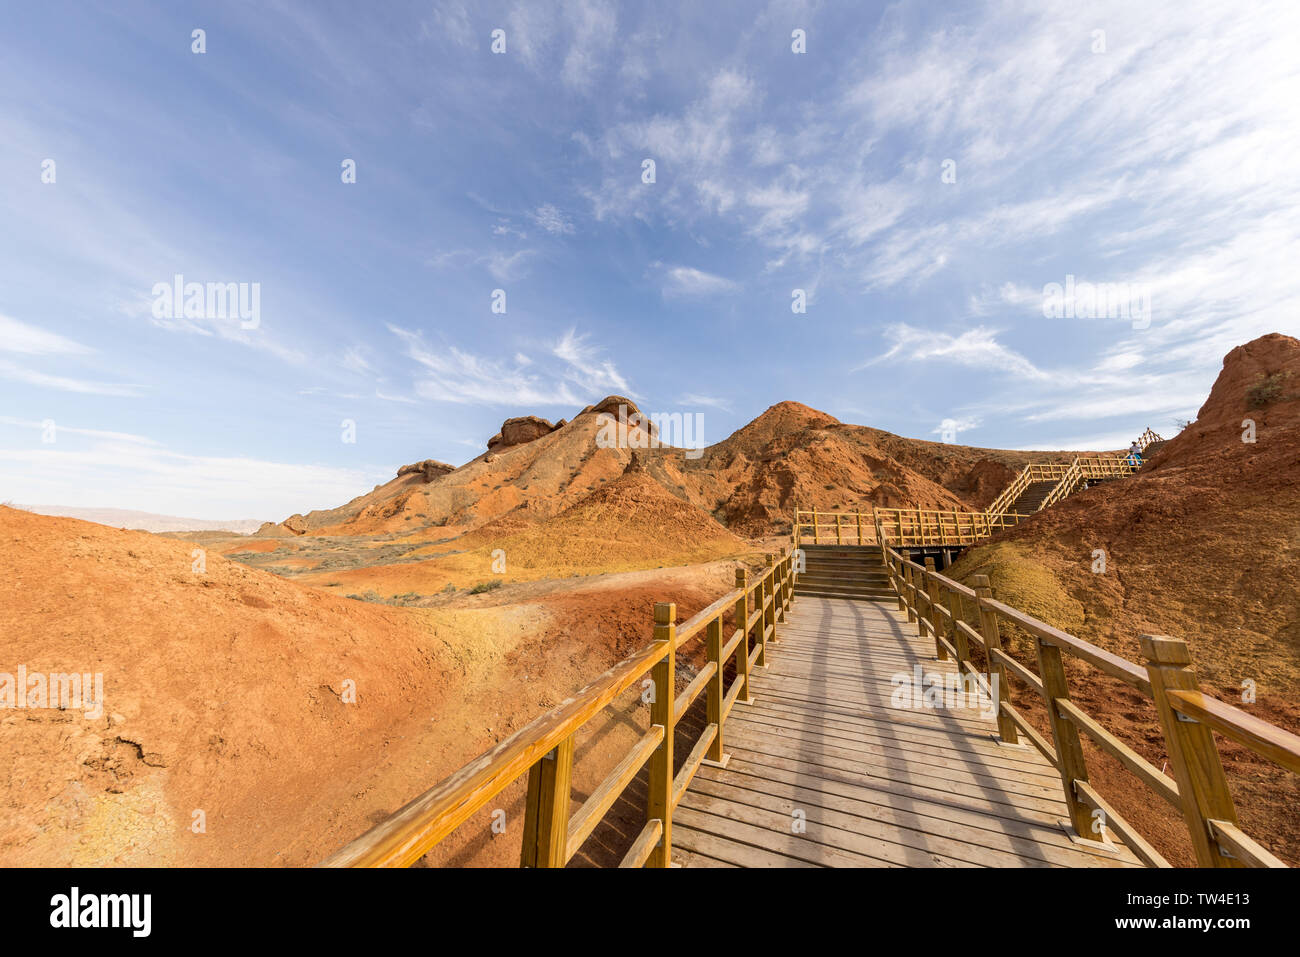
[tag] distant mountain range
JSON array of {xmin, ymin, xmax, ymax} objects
[{"xmin": 13, "ymin": 505, "xmax": 264, "ymax": 534}]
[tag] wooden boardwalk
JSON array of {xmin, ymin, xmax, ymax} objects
[{"xmin": 672, "ymin": 596, "xmax": 1142, "ymax": 868}]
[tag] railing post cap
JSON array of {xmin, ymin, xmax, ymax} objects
[
  {"xmin": 1139, "ymin": 634, "xmax": 1191, "ymax": 666},
  {"xmin": 924, "ymin": 556, "xmax": 936, "ymax": 569},
  {"xmin": 766, "ymin": 554, "xmax": 775, "ymax": 565},
  {"xmin": 654, "ymin": 602, "xmax": 676, "ymax": 625},
  {"xmin": 971, "ymin": 573, "xmax": 991, "ymax": 590},
  {"xmin": 735, "ymin": 568, "xmax": 747, "ymax": 585}
]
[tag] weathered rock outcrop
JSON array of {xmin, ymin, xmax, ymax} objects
[
  {"xmin": 583, "ymin": 396, "xmax": 657, "ymax": 437},
  {"xmin": 397, "ymin": 459, "xmax": 455, "ymax": 483},
  {"xmin": 260, "ymin": 513, "xmax": 309, "ymax": 536},
  {"xmin": 487, "ymin": 415, "xmax": 555, "ymax": 451}
]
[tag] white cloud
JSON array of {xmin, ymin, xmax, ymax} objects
[
  {"xmin": 429, "ymin": 248, "xmax": 536, "ymax": 282},
  {"xmin": 0, "ymin": 433, "xmax": 386, "ymax": 520},
  {"xmin": 391, "ymin": 325, "xmax": 580, "ymax": 407},
  {"xmin": 661, "ymin": 265, "xmax": 738, "ymax": 298},
  {"xmin": 531, "ymin": 203, "xmax": 575, "ymax": 235},
  {"xmin": 0, "ymin": 416, "xmax": 157, "ymax": 444},
  {"xmin": 863, "ymin": 324, "xmax": 1048, "ymax": 381},
  {"xmin": 679, "ymin": 393, "xmax": 732, "ymax": 412},
  {"xmin": 0, "ymin": 358, "xmax": 145, "ymax": 397},
  {"xmin": 387, "ymin": 324, "xmax": 631, "ymax": 408},
  {"xmin": 0, "ymin": 314, "xmax": 92, "ymax": 355},
  {"xmin": 560, "ymin": 0, "xmax": 617, "ymax": 91},
  {"xmin": 931, "ymin": 416, "xmax": 981, "ymax": 437},
  {"xmin": 552, "ymin": 328, "xmax": 631, "ymax": 395},
  {"xmin": 341, "ymin": 346, "xmax": 377, "ymax": 376}
]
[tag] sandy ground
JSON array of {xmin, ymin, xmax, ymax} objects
[{"xmin": 0, "ymin": 505, "xmax": 753, "ymax": 866}]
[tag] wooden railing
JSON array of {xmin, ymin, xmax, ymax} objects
[
  {"xmin": 1137, "ymin": 427, "xmax": 1165, "ymax": 451},
  {"xmin": 1037, "ymin": 456, "xmax": 1139, "ymax": 510},
  {"xmin": 989, "ymin": 455, "xmax": 1137, "ymax": 517},
  {"xmin": 876, "ymin": 517, "xmax": 1297, "ymax": 868},
  {"xmin": 871, "ymin": 507, "xmax": 1030, "ymax": 547},
  {"xmin": 794, "ymin": 506, "xmax": 1029, "ymax": 548},
  {"xmin": 319, "ymin": 549, "xmax": 797, "ymax": 868},
  {"xmin": 792, "ymin": 507, "xmax": 873, "ymax": 545},
  {"xmin": 986, "ymin": 463, "xmax": 1071, "ymax": 517}
]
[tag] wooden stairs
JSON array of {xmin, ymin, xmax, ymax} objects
[
  {"xmin": 1004, "ymin": 479, "xmax": 1062, "ymax": 515},
  {"xmin": 793, "ymin": 544, "xmax": 894, "ymax": 602}
]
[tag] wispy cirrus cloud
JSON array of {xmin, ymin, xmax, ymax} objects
[
  {"xmin": 679, "ymin": 393, "xmax": 732, "ymax": 412},
  {"xmin": 0, "ymin": 358, "xmax": 145, "ymax": 397},
  {"xmin": 0, "ymin": 314, "xmax": 92, "ymax": 355},
  {"xmin": 861, "ymin": 324, "xmax": 1049, "ymax": 382},
  {"xmin": 387, "ymin": 324, "xmax": 632, "ymax": 408},
  {"xmin": 552, "ymin": 328, "xmax": 632, "ymax": 395},
  {"xmin": 660, "ymin": 265, "xmax": 737, "ymax": 298},
  {"xmin": 428, "ymin": 247, "xmax": 537, "ymax": 283}
]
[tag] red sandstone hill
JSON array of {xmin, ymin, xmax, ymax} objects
[
  {"xmin": 255, "ymin": 397, "xmax": 1088, "ymax": 543},
  {"xmin": 450, "ymin": 461, "xmax": 751, "ymax": 575}
]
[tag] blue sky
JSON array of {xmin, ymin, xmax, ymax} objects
[{"xmin": 2, "ymin": 0, "xmax": 1298, "ymax": 519}]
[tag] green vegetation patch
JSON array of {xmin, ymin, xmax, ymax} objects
[{"xmin": 1246, "ymin": 370, "xmax": 1295, "ymax": 409}]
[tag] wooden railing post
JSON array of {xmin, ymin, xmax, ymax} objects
[
  {"xmin": 780, "ymin": 549, "xmax": 791, "ymax": 618},
  {"xmin": 811, "ymin": 507, "xmax": 819, "ymax": 544},
  {"xmin": 1140, "ymin": 634, "xmax": 1244, "ymax": 867},
  {"xmin": 767, "ymin": 553, "xmax": 781, "ymax": 632},
  {"xmin": 787, "ymin": 547, "xmax": 797, "ymax": 607},
  {"xmin": 856, "ymin": 511, "xmax": 863, "ymax": 545},
  {"xmin": 773, "ymin": 553, "xmax": 783, "ymax": 622},
  {"xmin": 705, "ymin": 614, "xmax": 726, "ymax": 764},
  {"xmin": 892, "ymin": 551, "xmax": 906, "ymax": 613},
  {"xmin": 645, "ymin": 602, "xmax": 676, "ymax": 867},
  {"xmin": 520, "ymin": 733, "xmax": 575, "ymax": 867},
  {"xmin": 734, "ymin": 570, "xmax": 751, "ymax": 703},
  {"xmin": 904, "ymin": 557, "xmax": 919, "ymax": 629},
  {"xmin": 951, "ymin": 590, "xmax": 970, "ymax": 669},
  {"xmin": 835, "ymin": 513, "xmax": 843, "ymax": 545},
  {"xmin": 766, "ymin": 560, "xmax": 775, "ymax": 637},
  {"xmin": 1035, "ymin": 635, "xmax": 1093, "ymax": 838},
  {"xmin": 923, "ymin": 557, "xmax": 946, "ymax": 660},
  {"xmin": 972, "ymin": 575, "xmax": 1017, "ymax": 745},
  {"xmin": 755, "ymin": 562, "xmax": 768, "ymax": 667}
]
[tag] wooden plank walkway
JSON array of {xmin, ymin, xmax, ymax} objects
[{"xmin": 672, "ymin": 596, "xmax": 1143, "ymax": 868}]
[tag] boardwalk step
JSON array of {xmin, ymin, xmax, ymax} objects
[
  {"xmin": 795, "ymin": 577, "xmax": 892, "ymax": 589},
  {"xmin": 794, "ymin": 580, "xmax": 894, "ymax": 592},
  {"xmin": 792, "ymin": 588, "xmax": 896, "ymax": 602}
]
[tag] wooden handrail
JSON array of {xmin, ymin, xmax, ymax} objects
[
  {"xmin": 1137, "ymin": 427, "xmax": 1165, "ymax": 452},
  {"xmin": 988, "ymin": 464, "xmax": 1034, "ymax": 516},
  {"xmin": 321, "ymin": 547, "xmax": 797, "ymax": 868},
  {"xmin": 878, "ymin": 541, "xmax": 1295, "ymax": 868},
  {"xmin": 1165, "ymin": 689, "xmax": 1300, "ymax": 776},
  {"xmin": 798, "ymin": 505, "xmax": 1032, "ymax": 549},
  {"xmin": 989, "ymin": 454, "xmax": 1138, "ymax": 517},
  {"xmin": 874, "ymin": 507, "xmax": 1030, "ymax": 547}
]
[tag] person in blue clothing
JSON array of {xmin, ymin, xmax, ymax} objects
[{"xmin": 1126, "ymin": 441, "xmax": 1143, "ymax": 467}]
